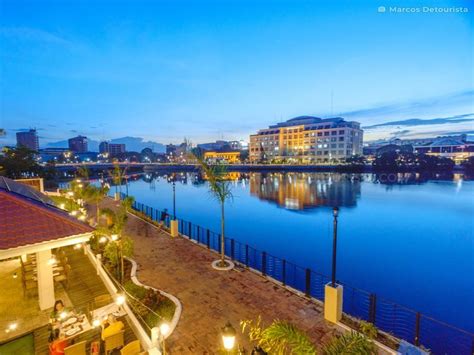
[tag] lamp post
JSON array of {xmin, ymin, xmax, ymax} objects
[
  {"xmin": 171, "ymin": 174, "xmax": 176, "ymax": 220},
  {"xmin": 331, "ymin": 207, "xmax": 339, "ymax": 287},
  {"xmin": 221, "ymin": 322, "xmax": 236, "ymax": 353}
]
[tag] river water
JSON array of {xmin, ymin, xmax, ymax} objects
[{"xmin": 115, "ymin": 171, "xmax": 473, "ymax": 333}]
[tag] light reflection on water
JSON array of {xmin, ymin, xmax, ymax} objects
[{"xmin": 119, "ymin": 171, "xmax": 473, "ymax": 332}]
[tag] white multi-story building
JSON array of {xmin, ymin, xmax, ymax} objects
[{"xmin": 249, "ymin": 116, "xmax": 363, "ymax": 163}]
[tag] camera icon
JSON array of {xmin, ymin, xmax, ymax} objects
[{"xmin": 378, "ymin": 6, "xmax": 386, "ymax": 13}]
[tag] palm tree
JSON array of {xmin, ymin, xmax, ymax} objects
[
  {"xmin": 109, "ymin": 161, "xmax": 128, "ymax": 198},
  {"xmin": 83, "ymin": 184, "xmax": 110, "ymax": 224},
  {"xmin": 241, "ymin": 317, "xmax": 377, "ymax": 355},
  {"xmin": 100, "ymin": 196, "xmax": 135, "ymax": 283},
  {"xmin": 241, "ymin": 317, "xmax": 317, "ymax": 354},
  {"xmin": 194, "ymin": 154, "xmax": 233, "ymax": 268}
]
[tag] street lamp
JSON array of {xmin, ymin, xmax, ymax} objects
[
  {"xmin": 221, "ymin": 322, "xmax": 236, "ymax": 352},
  {"xmin": 169, "ymin": 173, "xmax": 177, "ymax": 220},
  {"xmin": 331, "ymin": 207, "xmax": 339, "ymax": 287}
]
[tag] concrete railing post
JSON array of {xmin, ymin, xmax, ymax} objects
[
  {"xmin": 170, "ymin": 219, "xmax": 179, "ymax": 237},
  {"xmin": 324, "ymin": 283, "xmax": 343, "ymax": 323}
]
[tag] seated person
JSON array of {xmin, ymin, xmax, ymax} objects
[
  {"xmin": 101, "ymin": 314, "xmax": 124, "ymax": 340},
  {"xmin": 49, "ymin": 329, "xmax": 68, "ymax": 355},
  {"xmin": 50, "ymin": 300, "xmax": 69, "ymax": 323}
]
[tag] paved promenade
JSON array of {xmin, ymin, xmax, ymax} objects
[{"xmin": 100, "ymin": 198, "xmax": 339, "ymax": 354}]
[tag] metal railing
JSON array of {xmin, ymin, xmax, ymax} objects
[{"xmin": 121, "ymin": 193, "xmax": 474, "ymax": 355}]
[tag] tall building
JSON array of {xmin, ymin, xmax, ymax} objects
[
  {"xmin": 249, "ymin": 116, "xmax": 363, "ymax": 163},
  {"xmin": 68, "ymin": 135, "xmax": 88, "ymax": 153},
  {"xmin": 16, "ymin": 129, "xmax": 39, "ymax": 151},
  {"xmin": 99, "ymin": 141, "xmax": 126, "ymax": 156}
]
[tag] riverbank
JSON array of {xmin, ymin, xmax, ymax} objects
[{"xmin": 96, "ymin": 198, "xmax": 345, "ymax": 353}]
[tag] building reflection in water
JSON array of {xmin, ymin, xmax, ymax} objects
[{"xmin": 249, "ymin": 172, "xmax": 361, "ymax": 210}]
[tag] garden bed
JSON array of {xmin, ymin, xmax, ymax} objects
[{"xmin": 341, "ymin": 314, "xmax": 400, "ymax": 351}]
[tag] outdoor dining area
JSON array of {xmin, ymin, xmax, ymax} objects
[
  {"xmin": 1, "ymin": 245, "xmax": 141, "ymax": 354},
  {"xmin": 0, "ymin": 177, "xmax": 144, "ymax": 354}
]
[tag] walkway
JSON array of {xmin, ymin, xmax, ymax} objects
[{"xmin": 100, "ymin": 198, "xmax": 339, "ymax": 354}]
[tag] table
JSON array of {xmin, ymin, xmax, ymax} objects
[
  {"xmin": 58, "ymin": 313, "xmax": 92, "ymax": 341},
  {"xmin": 91, "ymin": 303, "xmax": 126, "ymax": 322}
]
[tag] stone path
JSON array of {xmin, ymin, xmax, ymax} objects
[{"xmin": 100, "ymin": 198, "xmax": 339, "ymax": 354}]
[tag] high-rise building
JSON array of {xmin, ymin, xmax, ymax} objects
[
  {"xmin": 99, "ymin": 141, "xmax": 126, "ymax": 156},
  {"xmin": 16, "ymin": 129, "xmax": 39, "ymax": 151},
  {"xmin": 249, "ymin": 116, "xmax": 363, "ymax": 163},
  {"xmin": 68, "ymin": 135, "xmax": 88, "ymax": 153}
]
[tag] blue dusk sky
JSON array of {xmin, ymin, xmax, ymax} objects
[{"xmin": 0, "ymin": 0, "xmax": 473, "ymax": 147}]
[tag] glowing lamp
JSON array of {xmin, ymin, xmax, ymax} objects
[
  {"xmin": 221, "ymin": 322, "xmax": 236, "ymax": 350},
  {"xmin": 159, "ymin": 322, "xmax": 170, "ymax": 337},
  {"xmin": 115, "ymin": 294, "xmax": 126, "ymax": 306}
]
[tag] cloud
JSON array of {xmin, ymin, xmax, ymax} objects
[
  {"xmin": 364, "ymin": 113, "xmax": 474, "ymax": 129},
  {"xmin": 390, "ymin": 130, "xmax": 411, "ymax": 137},
  {"xmin": 341, "ymin": 90, "xmax": 474, "ymax": 124},
  {"xmin": 13, "ymin": 128, "xmax": 44, "ymax": 132},
  {"xmin": 0, "ymin": 27, "xmax": 72, "ymax": 46}
]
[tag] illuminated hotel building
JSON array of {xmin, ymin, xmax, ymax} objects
[{"xmin": 249, "ymin": 116, "xmax": 363, "ymax": 163}]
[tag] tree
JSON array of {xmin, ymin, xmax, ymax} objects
[
  {"xmin": 0, "ymin": 146, "xmax": 42, "ymax": 178},
  {"xmin": 323, "ymin": 331, "xmax": 376, "ymax": 355},
  {"xmin": 193, "ymin": 153, "xmax": 233, "ymax": 268},
  {"xmin": 462, "ymin": 156, "xmax": 474, "ymax": 172},
  {"xmin": 109, "ymin": 161, "xmax": 128, "ymax": 196},
  {"xmin": 241, "ymin": 317, "xmax": 377, "ymax": 355},
  {"xmin": 100, "ymin": 196, "xmax": 135, "ymax": 282},
  {"xmin": 241, "ymin": 317, "xmax": 316, "ymax": 354},
  {"xmin": 83, "ymin": 184, "xmax": 110, "ymax": 224}
]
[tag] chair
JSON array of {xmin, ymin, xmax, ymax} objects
[
  {"xmin": 94, "ymin": 294, "xmax": 112, "ymax": 309},
  {"xmin": 54, "ymin": 264, "xmax": 71, "ymax": 289},
  {"xmin": 64, "ymin": 340, "xmax": 86, "ymax": 355},
  {"xmin": 120, "ymin": 340, "xmax": 141, "ymax": 355},
  {"xmin": 104, "ymin": 330, "xmax": 125, "ymax": 355},
  {"xmin": 22, "ymin": 278, "xmax": 37, "ymax": 297}
]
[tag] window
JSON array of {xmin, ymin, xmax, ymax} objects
[
  {"xmin": 331, "ymin": 144, "xmax": 337, "ymax": 148},
  {"xmin": 317, "ymin": 132, "xmax": 323, "ymax": 137},
  {"xmin": 339, "ymin": 130, "xmax": 345, "ymax": 135},
  {"xmin": 324, "ymin": 132, "xmax": 329, "ymax": 136},
  {"xmin": 339, "ymin": 143, "xmax": 344, "ymax": 148},
  {"xmin": 339, "ymin": 137, "xmax": 344, "ymax": 142},
  {"xmin": 338, "ymin": 150, "xmax": 344, "ymax": 155},
  {"xmin": 323, "ymin": 151, "xmax": 329, "ymax": 155},
  {"xmin": 331, "ymin": 137, "xmax": 337, "ymax": 142},
  {"xmin": 331, "ymin": 131, "xmax": 337, "ymax": 136}
]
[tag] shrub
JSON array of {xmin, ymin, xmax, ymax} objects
[
  {"xmin": 359, "ymin": 321, "xmax": 378, "ymax": 339},
  {"xmin": 124, "ymin": 280, "xmax": 147, "ymax": 300},
  {"xmin": 323, "ymin": 331, "xmax": 376, "ymax": 355}
]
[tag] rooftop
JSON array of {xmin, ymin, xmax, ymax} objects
[{"xmin": 0, "ymin": 177, "xmax": 93, "ymax": 250}]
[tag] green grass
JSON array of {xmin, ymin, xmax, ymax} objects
[{"xmin": 0, "ymin": 334, "xmax": 34, "ymax": 355}]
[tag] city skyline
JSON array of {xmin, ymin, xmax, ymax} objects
[{"xmin": 1, "ymin": 0, "xmax": 473, "ymax": 146}]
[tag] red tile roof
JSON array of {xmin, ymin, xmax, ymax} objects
[{"xmin": 0, "ymin": 190, "xmax": 94, "ymax": 250}]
